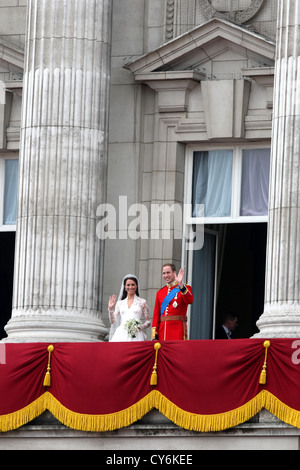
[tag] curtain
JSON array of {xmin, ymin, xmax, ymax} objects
[
  {"xmin": 0, "ymin": 340, "xmax": 300, "ymax": 433},
  {"xmin": 4, "ymin": 159, "xmax": 19, "ymax": 225},
  {"xmin": 192, "ymin": 151, "xmax": 233, "ymax": 217},
  {"xmin": 190, "ymin": 232, "xmax": 216, "ymax": 339},
  {"xmin": 240, "ymin": 149, "xmax": 270, "ymax": 216}
]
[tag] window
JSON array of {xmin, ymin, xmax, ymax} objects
[
  {"xmin": 240, "ymin": 149, "xmax": 270, "ymax": 217},
  {"xmin": 192, "ymin": 150, "xmax": 233, "ymax": 217},
  {"xmin": 183, "ymin": 145, "xmax": 270, "ymax": 340},
  {"xmin": 187, "ymin": 146, "xmax": 270, "ymax": 224},
  {"xmin": 0, "ymin": 156, "xmax": 19, "ymax": 230}
]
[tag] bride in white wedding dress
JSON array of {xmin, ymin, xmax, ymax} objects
[{"xmin": 108, "ymin": 274, "xmax": 150, "ymax": 342}]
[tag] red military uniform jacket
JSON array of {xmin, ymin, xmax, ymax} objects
[{"xmin": 152, "ymin": 282, "xmax": 193, "ymax": 341}]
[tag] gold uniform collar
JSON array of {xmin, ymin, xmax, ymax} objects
[{"xmin": 167, "ymin": 281, "xmax": 178, "ymax": 288}]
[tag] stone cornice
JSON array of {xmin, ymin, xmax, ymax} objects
[
  {"xmin": 135, "ymin": 71, "xmax": 204, "ymax": 112},
  {"xmin": 242, "ymin": 67, "xmax": 274, "ymax": 108},
  {"xmin": 0, "ymin": 39, "xmax": 24, "ymax": 74}
]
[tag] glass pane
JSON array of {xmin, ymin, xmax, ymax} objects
[
  {"xmin": 4, "ymin": 159, "xmax": 19, "ymax": 225},
  {"xmin": 240, "ymin": 149, "xmax": 270, "ymax": 216},
  {"xmin": 192, "ymin": 150, "xmax": 233, "ymax": 217}
]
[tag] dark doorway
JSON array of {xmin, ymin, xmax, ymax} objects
[
  {"xmin": 215, "ymin": 223, "xmax": 267, "ymax": 338},
  {"xmin": 0, "ymin": 232, "xmax": 15, "ymax": 339},
  {"xmin": 190, "ymin": 223, "xmax": 267, "ymax": 339}
]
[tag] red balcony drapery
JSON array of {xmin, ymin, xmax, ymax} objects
[{"xmin": 0, "ymin": 339, "xmax": 299, "ymax": 432}]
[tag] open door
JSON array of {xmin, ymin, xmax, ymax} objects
[
  {"xmin": 189, "ymin": 230, "xmax": 218, "ymax": 339},
  {"xmin": 189, "ymin": 223, "xmax": 267, "ymax": 339}
]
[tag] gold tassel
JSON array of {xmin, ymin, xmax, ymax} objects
[
  {"xmin": 43, "ymin": 345, "xmax": 54, "ymax": 387},
  {"xmin": 150, "ymin": 342, "xmax": 161, "ymax": 386},
  {"xmin": 259, "ymin": 340, "xmax": 270, "ymax": 385}
]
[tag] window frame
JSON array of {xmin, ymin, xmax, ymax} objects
[
  {"xmin": 0, "ymin": 153, "xmax": 19, "ymax": 232},
  {"xmin": 183, "ymin": 143, "xmax": 271, "ymax": 339},
  {"xmin": 185, "ymin": 143, "xmax": 270, "ymax": 225}
]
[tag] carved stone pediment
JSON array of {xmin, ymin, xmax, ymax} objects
[
  {"xmin": 124, "ymin": 18, "xmax": 275, "ymax": 75},
  {"xmin": 125, "ymin": 18, "xmax": 275, "ymax": 139}
]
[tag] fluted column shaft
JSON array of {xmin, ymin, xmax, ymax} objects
[
  {"xmin": 256, "ymin": 0, "xmax": 300, "ymax": 337},
  {"xmin": 5, "ymin": 0, "xmax": 112, "ymax": 341}
]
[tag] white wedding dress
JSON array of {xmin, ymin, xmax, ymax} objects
[{"xmin": 109, "ymin": 295, "xmax": 150, "ymax": 342}]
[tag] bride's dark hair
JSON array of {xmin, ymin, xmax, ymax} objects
[{"xmin": 121, "ymin": 276, "xmax": 139, "ymax": 299}]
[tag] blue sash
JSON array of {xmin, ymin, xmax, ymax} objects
[{"xmin": 160, "ymin": 287, "xmax": 180, "ymax": 316}]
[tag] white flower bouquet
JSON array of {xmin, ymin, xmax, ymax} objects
[{"xmin": 124, "ymin": 318, "xmax": 142, "ymax": 338}]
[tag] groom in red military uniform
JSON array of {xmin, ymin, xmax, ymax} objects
[{"xmin": 152, "ymin": 263, "xmax": 193, "ymax": 341}]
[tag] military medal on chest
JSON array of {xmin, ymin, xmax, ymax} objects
[{"xmin": 166, "ymin": 282, "xmax": 180, "ymax": 309}]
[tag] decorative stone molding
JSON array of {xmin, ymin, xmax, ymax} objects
[
  {"xmin": 124, "ymin": 18, "xmax": 275, "ymax": 75},
  {"xmin": 126, "ymin": 18, "xmax": 275, "ymax": 142},
  {"xmin": 0, "ymin": 38, "xmax": 24, "ymax": 75},
  {"xmin": 0, "ymin": 81, "xmax": 22, "ymax": 150},
  {"xmin": 198, "ymin": 0, "xmax": 265, "ymax": 24},
  {"xmin": 202, "ymin": 78, "xmax": 251, "ymax": 139},
  {"xmin": 165, "ymin": 0, "xmax": 175, "ymax": 41},
  {"xmin": 135, "ymin": 71, "xmax": 204, "ymax": 112},
  {"xmin": 242, "ymin": 67, "xmax": 274, "ymax": 108}
]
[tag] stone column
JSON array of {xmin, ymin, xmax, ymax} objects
[
  {"xmin": 4, "ymin": 0, "xmax": 112, "ymax": 341},
  {"xmin": 256, "ymin": 0, "xmax": 300, "ymax": 337}
]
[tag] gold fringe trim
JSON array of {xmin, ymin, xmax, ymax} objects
[
  {"xmin": 153, "ymin": 390, "xmax": 264, "ymax": 432},
  {"xmin": 263, "ymin": 390, "xmax": 300, "ymax": 429},
  {"xmin": 155, "ymin": 390, "xmax": 300, "ymax": 432},
  {"xmin": 0, "ymin": 395, "xmax": 47, "ymax": 433},
  {"xmin": 45, "ymin": 392, "xmax": 155, "ymax": 432},
  {"xmin": 1, "ymin": 390, "xmax": 300, "ymax": 433}
]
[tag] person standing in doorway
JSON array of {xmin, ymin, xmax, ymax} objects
[{"xmin": 215, "ymin": 312, "xmax": 239, "ymax": 339}]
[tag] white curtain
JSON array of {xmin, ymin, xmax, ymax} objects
[
  {"xmin": 192, "ymin": 150, "xmax": 233, "ymax": 217},
  {"xmin": 190, "ymin": 232, "xmax": 216, "ymax": 339},
  {"xmin": 240, "ymin": 149, "xmax": 270, "ymax": 216},
  {"xmin": 4, "ymin": 159, "xmax": 19, "ymax": 225}
]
